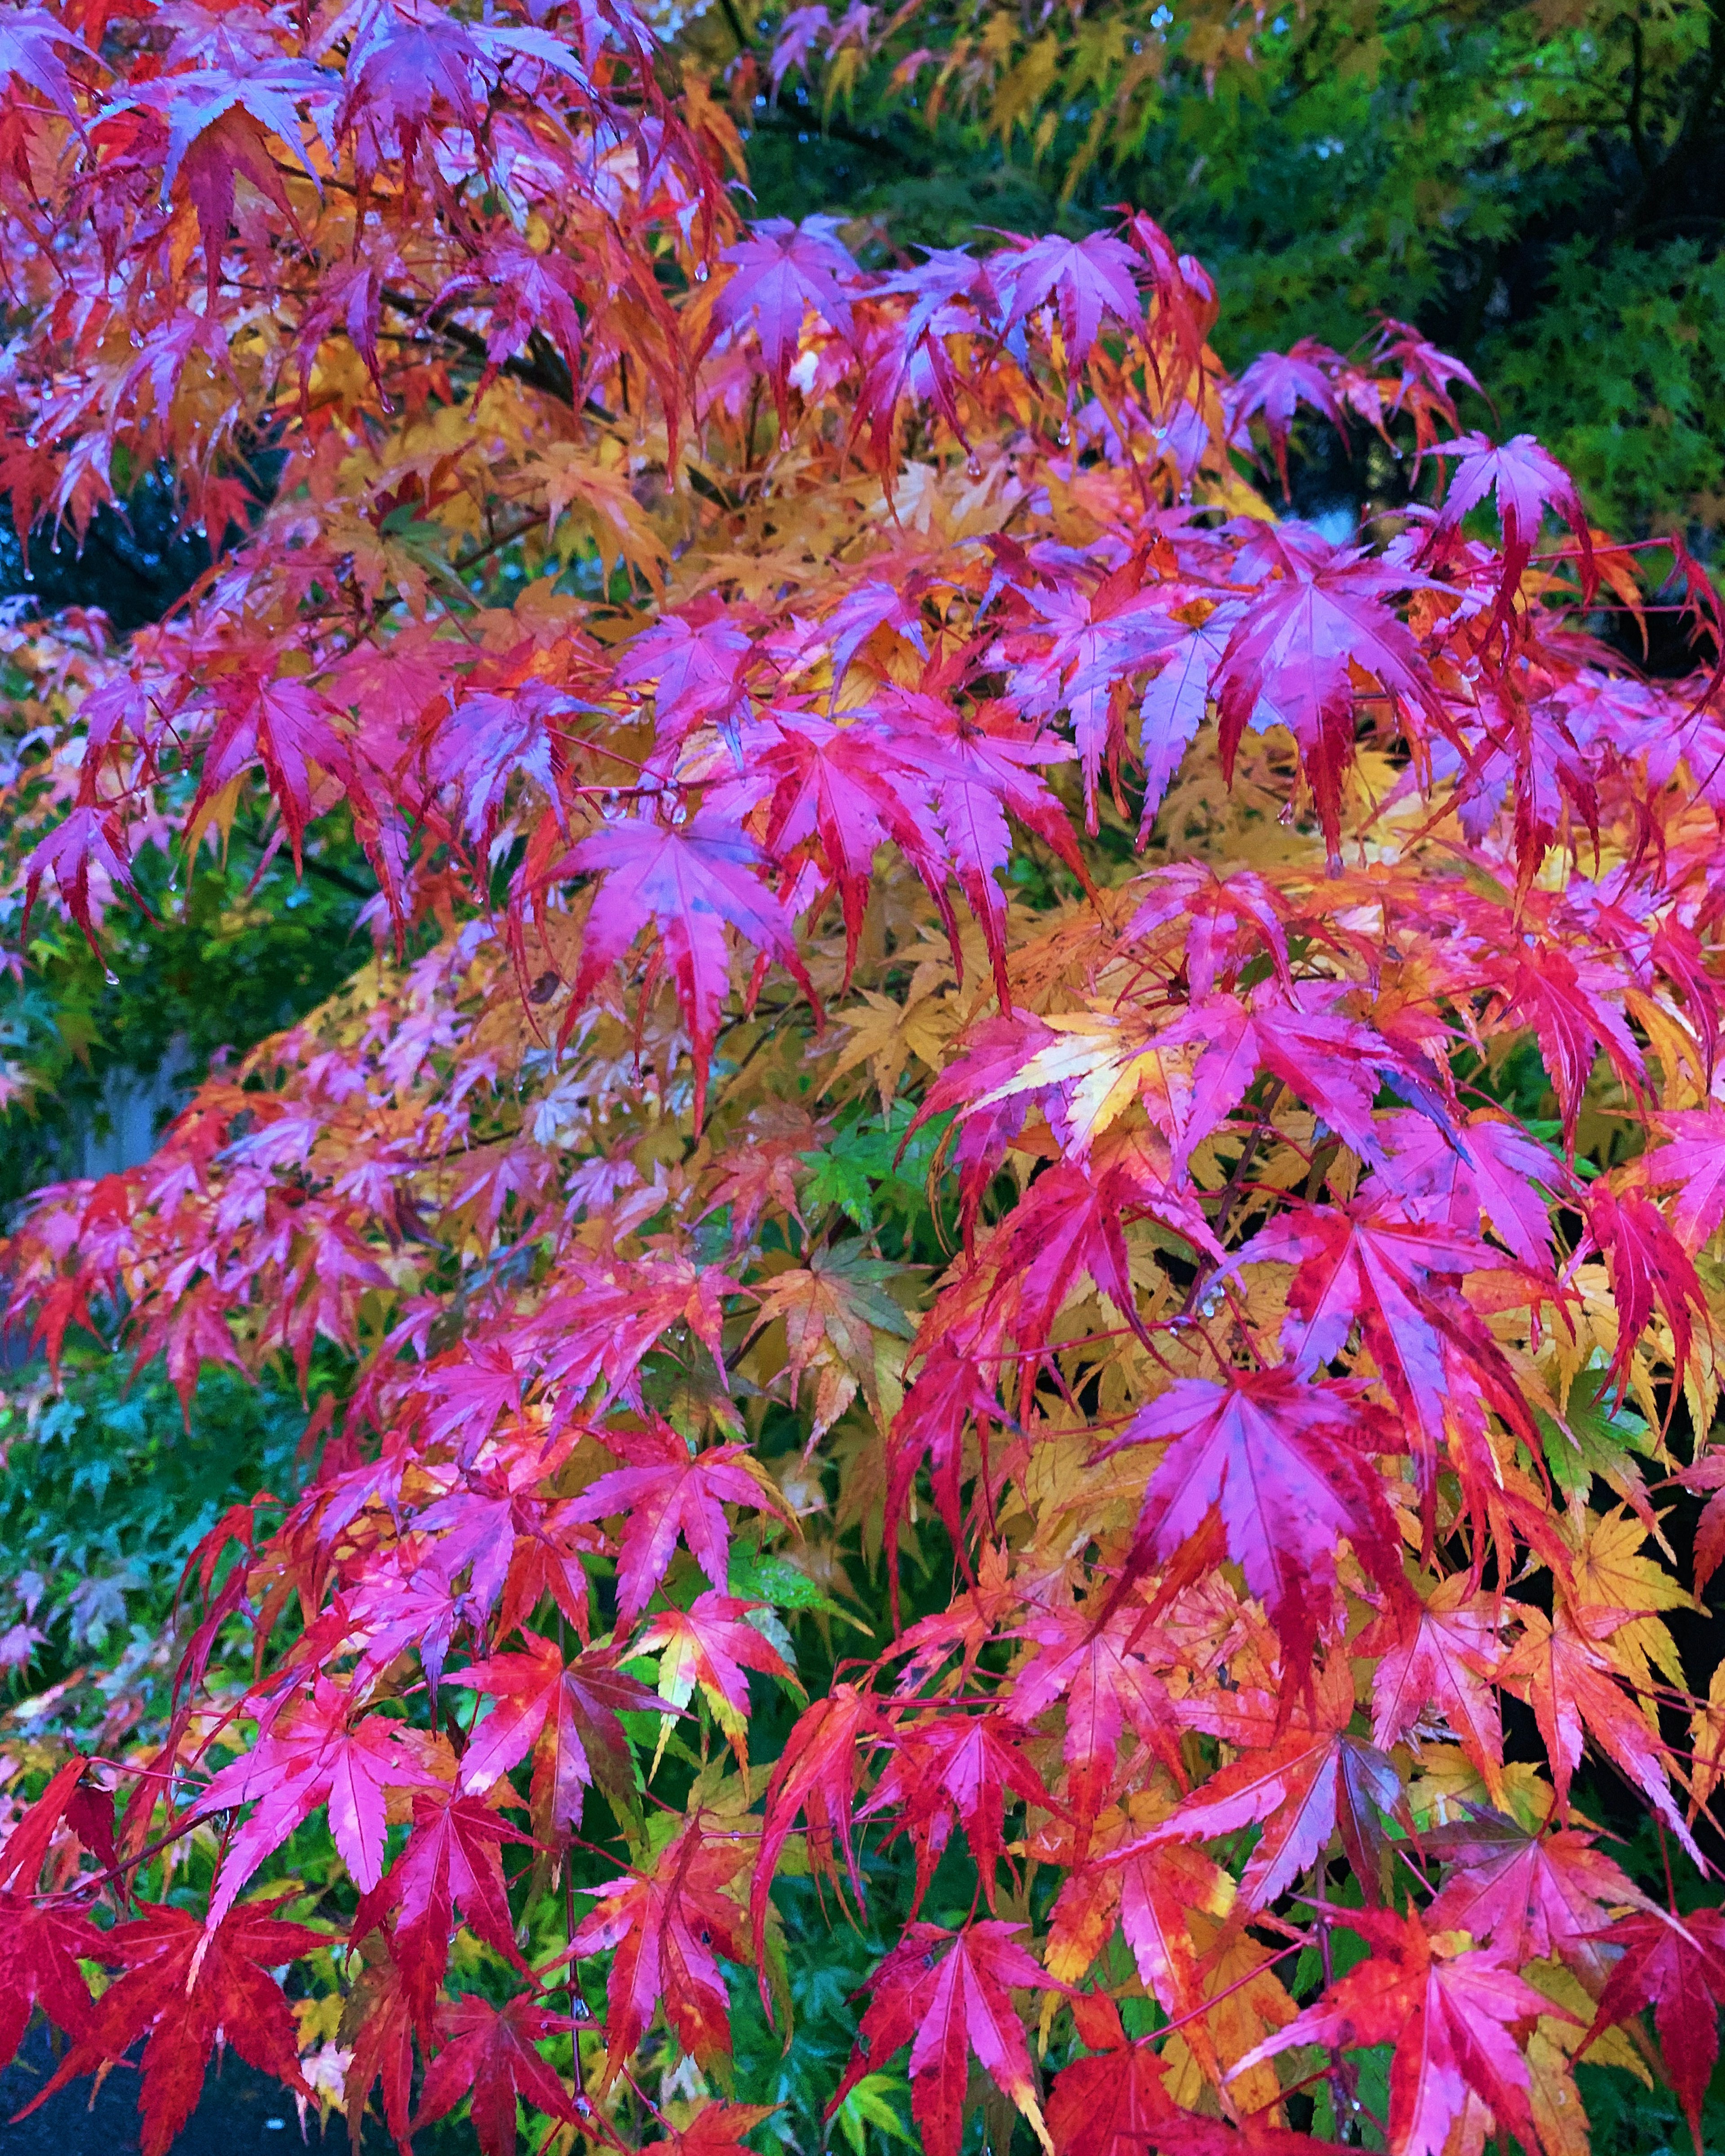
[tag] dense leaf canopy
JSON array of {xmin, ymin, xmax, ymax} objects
[
  {"xmin": 732, "ymin": 0, "xmax": 1725, "ymax": 543},
  {"xmin": 0, "ymin": 4, "xmax": 1724, "ymax": 2156}
]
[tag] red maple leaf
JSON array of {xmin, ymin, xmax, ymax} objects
[
  {"xmin": 1123, "ymin": 1691, "xmax": 1402, "ymax": 1910},
  {"xmin": 1011, "ymin": 1605, "xmax": 1183, "ymax": 1825},
  {"xmin": 1425, "ymin": 1814, "xmax": 1641, "ymax": 1977},
  {"xmin": 639, "ymin": 1590, "xmax": 795, "ymax": 1767},
  {"xmin": 713, "ymin": 216, "xmax": 858, "ymax": 430},
  {"xmin": 0, "ymin": 1894, "xmax": 104, "ymax": 2069},
  {"xmin": 22, "ymin": 803, "xmax": 144, "ymax": 954},
  {"xmin": 1046, "ymin": 2028, "xmax": 1174, "ymax": 2156},
  {"xmin": 649, "ymin": 2101, "xmax": 785, "ymax": 2156},
  {"xmin": 1242, "ymin": 1197, "xmax": 1511, "ymax": 1460},
  {"xmin": 997, "ymin": 229, "xmax": 1142, "ymax": 376},
  {"xmin": 566, "ymin": 1426, "xmax": 788, "ymax": 1626},
  {"xmin": 1358, "ymin": 1578, "xmax": 1507, "ymax": 1803},
  {"xmin": 1588, "ymin": 1181, "xmax": 1707, "ymax": 1396},
  {"xmin": 1579, "ymin": 1906, "xmax": 1725, "ymax": 2155},
  {"xmin": 1234, "ymin": 1907, "xmax": 1557, "ymax": 2156},
  {"xmin": 832, "ymin": 1921, "xmax": 1066, "ymax": 2156},
  {"xmin": 568, "ymin": 810, "xmax": 814, "ymax": 1124},
  {"xmin": 192, "ymin": 1679, "xmax": 444, "ymax": 1923},
  {"xmin": 571, "ymin": 1815, "xmax": 752, "ymax": 2084},
  {"xmin": 450, "ymin": 1633, "xmax": 659, "ymax": 1839},
  {"xmin": 350, "ymin": 1788, "xmax": 531, "ymax": 2026},
  {"xmin": 1498, "ymin": 1601, "xmax": 1701, "ymax": 1862},
  {"xmin": 878, "ymin": 681, "xmax": 1092, "ymax": 1004},
  {"xmin": 1099, "ymin": 1366, "xmax": 1407, "ymax": 1666},
  {"xmin": 1646, "ymin": 1104, "xmax": 1725, "ymax": 1251},
  {"xmin": 1426, "ymin": 431, "xmax": 1595, "ymax": 628},
  {"xmin": 1212, "ymin": 545, "xmax": 1442, "ymax": 851},
  {"xmin": 1230, "ymin": 340, "xmax": 1348, "ymax": 498},
  {"xmin": 750, "ymin": 1682, "xmax": 884, "ymax": 1980},
  {"xmin": 341, "ymin": 1948, "xmax": 417, "ymax": 2156},
  {"xmin": 413, "ymin": 1993, "xmax": 581, "ymax": 2156},
  {"xmin": 752, "ymin": 707, "xmax": 947, "ymax": 978},
  {"xmin": 17, "ymin": 1896, "xmax": 329, "ymax": 2156},
  {"xmin": 860, "ymin": 1710, "xmax": 1060, "ymax": 1907}
]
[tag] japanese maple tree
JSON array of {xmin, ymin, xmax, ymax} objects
[{"xmin": 1, "ymin": 4, "xmax": 1724, "ymax": 2156}]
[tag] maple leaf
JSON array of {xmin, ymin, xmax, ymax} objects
[
  {"xmin": 192, "ymin": 1680, "xmax": 444, "ymax": 1925},
  {"xmin": 884, "ymin": 1334, "xmax": 1006, "ymax": 1573},
  {"xmin": 1230, "ymin": 340, "xmax": 1349, "ymax": 497},
  {"xmin": 1358, "ymin": 1577, "xmax": 1507, "ymax": 1802},
  {"xmin": 995, "ymin": 561, "xmax": 1178, "ymax": 832},
  {"xmin": 619, "ymin": 611, "xmax": 756, "ymax": 754},
  {"xmin": 1505, "ymin": 945, "xmax": 1644, "ymax": 1145},
  {"xmin": 1234, "ymin": 1908, "xmax": 1556, "ymax": 2156},
  {"xmin": 1136, "ymin": 605, "xmax": 1241, "ymax": 837},
  {"xmin": 1241, "ymin": 1197, "xmax": 1514, "ymax": 1462},
  {"xmin": 1165, "ymin": 986, "xmax": 1444, "ymax": 1177},
  {"xmin": 1136, "ymin": 2125, "xmax": 1345, "ymax": 2156},
  {"xmin": 142, "ymin": 53, "xmax": 329, "ymax": 302},
  {"xmin": 714, "ymin": 216, "xmax": 859, "ymax": 430},
  {"xmin": 981, "ymin": 1158, "xmax": 1177, "ymax": 1419},
  {"xmin": 533, "ymin": 1255, "xmax": 738, "ymax": 1408},
  {"xmin": 877, "ymin": 683, "xmax": 1090, "ymax": 1004},
  {"xmin": 1381, "ymin": 1108, "xmax": 1566, "ymax": 1272},
  {"xmin": 22, "ymin": 803, "xmax": 144, "ymax": 955},
  {"xmin": 860, "ymin": 1711, "xmax": 1060, "ymax": 1907},
  {"xmin": 350, "ymin": 1787, "xmax": 532, "ymax": 2027},
  {"xmin": 1588, "ymin": 1181, "xmax": 1707, "ymax": 1395},
  {"xmin": 566, "ymin": 1427, "xmax": 790, "ymax": 1626},
  {"xmin": 449, "ymin": 1633, "xmax": 660, "ymax": 1839},
  {"xmin": 1212, "ymin": 547, "xmax": 1442, "ymax": 852},
  {"xmin": 1374, "ymin": 319, "xmax": 1482, "ymax": 437},
  {"xmin": 568, "ymin": 810, "xmax": 814, "ymax": 1125},
  {"xmin": 1012, "ymin": 1606, "xmax": 1185, "ymax": 1825},
  {"xmin": 1677, "ymin": 1449, "xmax": 1725, "ymax": 1598},
  {"xmin": 1046, "ymin": 2030, "xmax": 1174, "ymax": 2156},
  {"xmin": 1427, "ymin": 432, "xmax": 1595, "ymax": 626},
  {"xmin": 413, "ymin": 1993, "xmax": 581, "ymax": 2156},
  {"xmin": 640, "ymin": 1590, "xmax": 795, "ymax": 1767},
  {"xmin": 750, "ymin": 1682, "xmax": 884, "ymax": 1981},
  {"xmin": 0, "ymin": 1893, "xmax": 104, "ymax": 2069},
  {"xmin": 340, "ymin": 1948, "xmax": 417, "ymax": 2156},
  {"xmin": 997, "ymin": 230, "xmax": 1143, "ymax": 377},
  {"xmin": 750, "ymin": 709, "xmax": 944, "ymax": 979},
  {"xmin": 1579, "ymin": 1906, "xmax": 1725, "ymax": 2156},
  {"xmin": 571, "ymin": 1815, "xmax": 752, "ymax": 2083},
  {"xmin": 1099, "ymin": 1366, "xmax": 1408, "ymax": 1667},
  {"xmin": 745, "ymin": 1241, "xmax": 916, "ymax": 1440},
  {"xmin": 651, "ymin": 2102, "xmax": 786, "ymax": 2156},
  {"xmin": 18, "ymin": 1897, "xmax": 329, "ymax": 2156},
  {"xmin": 832, "ymin": 1922, "xmax": 1066, "ymax": 2156},
  {"xmin": 1646, "ymin": 1103, "xmax": 1725, "ymax": 1250},
  {"xmin": 1122, "ymin": 1698, "xmax": 1403, "ymax": 1910},
  {"xmin": 1497, "ymin": 1601, "xmax": 1701, "ymax": 1864},
  {"xmin": 1425, "ymin": 1814, "xmax": 1641, "ymax": 1977},
  {"xmin": 0, "ymin": 7, "xmax": 87, "ymax": 120}
]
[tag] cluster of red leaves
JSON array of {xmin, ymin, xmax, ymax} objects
[{"xmin": 2, "ymin": 4, "xmax": 1725, "ymax": 2156}]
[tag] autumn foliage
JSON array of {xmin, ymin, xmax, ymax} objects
[{"xmin": 3, "ymin": 5, "xmax": 1725, "ymax": 2156}]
